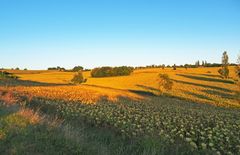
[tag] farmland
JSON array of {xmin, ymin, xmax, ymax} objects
[{"xmin": 0, "ymin": 67, "xmax": 239, "ymax": 154}]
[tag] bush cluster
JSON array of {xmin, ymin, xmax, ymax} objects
[
  {"xmin": 0, "ymin": 71, "xmax": 18, "ymax": 79},
  {"xmin": 72, "ymin": 66, "xmax": 84, "ymax": 72},
  {"xmin": 218, "ymin": 67, "xmax": 229, "ymax": 79},
  {"xmin": 158, "ymin": 74, "xmax": 173, "ymax": 94},
  {"xmin": 91, "ymin": 66, "xmax": 134, "ymax": 77},
  {"xmin": 71, "ymin": 72, "xmax": 87, "ymax": 84}
]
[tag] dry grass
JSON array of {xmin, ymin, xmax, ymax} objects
[
  {"xmin": 17, "ymin": 108, "xmax": 43, "ymax": 125},
  {"xmin": 1, "ymin": 85, "xmax": 143, "ymax": 104}
]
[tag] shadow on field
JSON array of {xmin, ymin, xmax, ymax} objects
[
  {"xmin": 128, "ymin": 90, "xmax": 157, "ymax": 96},
  {"xmin": 132, "ymin": 84, "xmax": 160, "ymax": 96},
  {"xmin": 84, "ymin": 84, "xmax": 159, "ymax": 97},
  {"xmin": 176, "ymin": 74, "xmax": 234, "ymax": 84},
  {"xmin": 172, "ymin": 79, "xmax": 233, "ymax": 93},
  {"xmin": 202, "ymin": 89, "xmax": 235, "ymax": 99},
  {"xmin": 0, "ymin": 79, "xmax": 71, "ymax": 87},
  {"xmin": 198, "ymin": 74, "xmax": 222, "ymax": 78},
  {"xmin": 183, "ymin": 91, "xmax": 214, "ymax": 102}
]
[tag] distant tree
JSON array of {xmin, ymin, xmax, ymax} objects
[
  {"xmin": 91, "ymin": 66, "xmax": 133, "ymax": 77},
  {"xmin": 195, "ymin": 60, "xmax": 200, "ymax": 67},
  {"xmin": 173, "ymin": 64, "xmax": 176, "ymax": 70},
  {"xmin": 0, "ymin": 71, "xmax": 18, "ymax": 79},
  {"xmin": 71, "ymin": 71, "xmax": 87, "ymax": 84},
  {"xmin": 157, "ymin": 74, "xmax": 173, "ymax": 95},
  {"xmin": 162, "ymin": 64, "xmax": 165, "ymax": 69},
  {"xmin": 15, "ymin": 67, "xmax": 20, "ymax": 70},
  {"xmin": 72, "ymin": 66, "xmax": 84, "ymax": 72},
  {"xmin": 236, "ymin": 55, "xmax": 240, "ymax": 79},
  {"xmin": 205, "ymin": 61, "xmax": 207, "ymax": 67},
  {"xmin": 59, "ymin": 68, "xmax": 66, "ymax": 71},
  {"xmin": 48, "ymin": 66, "xmax": 65, "ymax": 71},
  {"xmin": 48, "ymin": 67, "xmax": 57, "ymax": 70},
  {"xmin": 24, "ymin": 68, "xmax": 27, "ymax": 70},
  {"xmin": 235, "ymin": 55, "xmax": 240, "ymax": 103},
  {"xmin": 218, "ymin": 51, "xmax": 229, "ymax": 79}
]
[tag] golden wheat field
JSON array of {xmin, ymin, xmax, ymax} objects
[{"xmin": 3, "ymin": 66, "xmax": 239, "ymax": 107}]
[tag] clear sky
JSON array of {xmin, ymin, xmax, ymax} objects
[{"xmin": 0, "ymin": 0, "xmax": 239, "ymax": 69}]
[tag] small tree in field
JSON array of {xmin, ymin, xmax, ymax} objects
[
  {"xmin": 158, "ymin": 74, "xmax": 173, "ymax": 95},
  {"xmin": 162, "ymin": 64, "xmax": 165, "ymax": 69},
  {"xmin": 236, "ymin": 55, "xmax": 240, "ymax": 102},
  {"xmin": 236, "ymin": 55, "xmax": 240, "ymax": 79},
  {"xmin": 173, "ymin": 64, "xmax": 176, "ymax": 70},
  {"xmin": 71, "ymin": 71, "xmax": 87, "ymax": 84},
  {"xmin": 218, "ymin": 51, "xmax": 229, "ymax": 79}
]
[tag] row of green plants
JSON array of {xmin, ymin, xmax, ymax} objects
[{"xmin": 26, "ymin": 95, "xmax": 240, "ymax": 155}]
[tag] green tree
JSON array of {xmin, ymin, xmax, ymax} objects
[
  {"xmin": 91, "ymin": 66, "xmax": 133, "ymax": 77},
  {"xmin": 71, "ymin": 71, "xmax": 87, "ymax": 84},
  {"xmin": 218, "ymin": 51, "xmax": 229, "ymax": 79},
  {"xmin": 235, "ymin": 55, "xmax": 240, "ymax": 103},
  {"xmin": 162, "ymin": 64, "xmax": 165, "ymax": 69},
  {"xmin": 173, "ymin": 64, "xmax": 176, "ymax": 70},
  {"xmin": 72, "ymin": 66, "xmax": 84, "ymax": 72},
  {"xmin": 157, "ymin": 74, "xmax": 173, "ymax": 95},
  {"xmin": 195, "ymin": 60, "xmax": 200, "ymax": 67},
  {"xmin": 236, "ymin": 55, "xmax": 240, "ymax": 79}
]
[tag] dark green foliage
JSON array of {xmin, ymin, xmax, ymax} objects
[
  {"xmin": 236, "ymin": 55, "xmax": 240, "ymax": 79},
  {"xmin": 72, "ymin": 66, "xmax": 84, "ymax": 72},
  {"xmin": 218, "ymin": 51, "xmax": 229, "ymax": 79},
  {"xmin": 162, "ymin": 64, "xmax": 165, "ymax": 69},
  {"xmin": 71, "ymin": 72, "xmax": 87, "ymax": 84},
  {"xmin": 48, "ymin": 66, "xmax": 65, "ymax": 71},
  {"xmin": 195, "ymin": 61, "xmax": 200, "ymax": 67},
  {"xmin": 0, "ymin": 71, "xmax": 18, "ymax": 79},
  {"xmin": 173, "ymin": 64, "xmax": 177, "ymax": 70},
  {"xmin": 158, "ymin": 74, "xmax": 173, "ymax": 94},
  {"xmin": 91, "ymin": 66, "xmax": 134, "ymax": 77},
  {"xmin": 236, "ymin": 67, "xmax": 240, "ymax": 79},
  {"xmin": 218, "ymin": 67, "xmax": 229, "ymax": 79}
]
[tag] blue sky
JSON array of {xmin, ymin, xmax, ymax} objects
[{"xmin": 0, "ymin": 0, "xmax": 239, "ymax": 69}]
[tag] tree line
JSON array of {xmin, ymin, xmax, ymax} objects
[{"xmin": 91, "ymin": 66, "xmax": 134, "ymax": 77}]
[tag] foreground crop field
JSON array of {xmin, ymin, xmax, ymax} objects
[{"xmin": 0, "ymin": 67, "xmax": 239, "ymax": 154}]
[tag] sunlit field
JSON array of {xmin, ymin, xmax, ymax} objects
[
  {"xmin": 0, "ymin": 67, "xmax": 239, "ymax": 154},
  {"xmin": 5, "ymin": 66, "xmax": 238, "ymax": 107}
]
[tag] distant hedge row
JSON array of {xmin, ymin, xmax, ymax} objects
[
  {"xmin": 91, "ymin": 66, "xmax": 134, "ymax": 77},
  {"xmin": 0, "ymin": 71, "xmax": 18, "ymax": 79}
]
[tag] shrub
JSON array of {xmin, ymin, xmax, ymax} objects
[
  {"xmin": 218, "ymin": 51, "xmax": 229, "ymax": 79},
  {"xmin": 91, "ymin": 66, "xmax": 134, "ymax": 77},
  {"xmin": 158, "ymin": 74, "xmax": 173, "ymax": 94},
  {"xmin": 0, "ymin": 71, "xmax": 18, "ymax": 79},
  {"xmin": 218, "ymin": 67, "xmax": 229, "ymax": 79},
  {"xmin": 173, "ymin": 64, "xmax": 176, "ymax": 70},
  {"xmin": 71, "ymin": 72, "xmax": 87, "ymax": 84},
  {"xmin": 72, "ymin": 66, "xmax": 84, "ymax": 72}
]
